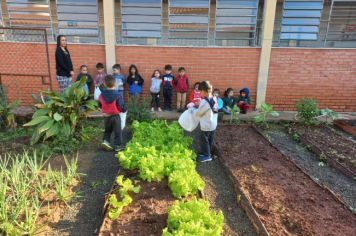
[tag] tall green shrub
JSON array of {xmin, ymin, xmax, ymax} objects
[
  {"xmin": 126, "ymin": 96, "xmax": 152, "ymax": 124},
  {"xmin": 295, "ymin": 98, "xmax": 320, "ymax": 125}
]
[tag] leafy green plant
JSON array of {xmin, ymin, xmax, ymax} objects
[
  {"xmin": 24, "ymin": 77, "xmax": 97, "ymax": 144},
  {"xmin": 163, "ymin": 198, "xmax": 224, "ymax": 236},
  {"xmin": 0, "ymin": 85, "xmax": 20, "ymax": 129},
  {"xmin": 292, "ymin": 133, "xmax": 300, "ymax": 142},
  {"xmin": 295, "ymin": 98, "xmax": 319, "ymax": 125},
  {"xmin": 320, "ymin": 108, "xmax": 338, "ymax": 123},
  {"xmin": 117, "ymin": 120, "xmax": 204, "ymax": 198},
  {"xmin": 107, "ymin": 175, "xmax": 140, "ymax": 220},
  {"xmin": 254, "ymin": 103, "xmax": 279, "ymax": 128},
  {"xmin": 168, "ymin": 170, "xmax": 205, "ymax": 198},
  {"xmin": 126, "ymin": 96, "xmax": 152, "ymax": 124},
  {"xmin": 229, "ymin": 105, "xmax": 240, "ymax": 124}
]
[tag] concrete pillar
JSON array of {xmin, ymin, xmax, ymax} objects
[
  {"xmin": 255, "ymin": 0, "xmax": 277, "ymax": 109},
  {"xmin": 103, "ymin": 0, "xmax": 116, "ymax": 74}
]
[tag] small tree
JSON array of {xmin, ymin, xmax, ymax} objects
[
  {"xmin": 295, "ymin": 98, "xmax": 319, "ymax": 125},
  {"xmin": 24, "ymin": 77, "xmax": 97, "ymax": 144},
  {"xmin": 254, "ymin": 103, "xmax": 279, "ymax": 128}
]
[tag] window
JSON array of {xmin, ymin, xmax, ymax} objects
[
  {"xmin": 56, "ymin": 0, "xmax": 100, "ymax": 43},
  {"xmin": 215, "ymin": 0, "xmax": 260, "ymax": 46},
  {"xmin": 6, "ymin": 0, "xmax": 52, "ymax": 30},
  {"xmin": 325, "ymin": 0, "xmax": 356, "ymax": 47},
  {"xmin": 280, "ymin": 0, "xmax": 324, "ymax": 41},
  {"xmin": 168, "ymin": 0, "xmax": 210, "ymax": 46},
  {"xmin": 5, "ymin": 0, "xmax": 53, "ymax": 41},
  {"xmin": 119, "ymin": 0, "xmax": 162, "ymax": 45}
]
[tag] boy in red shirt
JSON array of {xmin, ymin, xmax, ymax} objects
[
  {"xmin": 98, "ymin": 75, "xmax": 124, "ymax": 152},
  {"xmin": 174, "ymin": 67, "xmax": 189, "ymax": 112}
]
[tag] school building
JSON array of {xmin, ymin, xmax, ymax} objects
[{"xmin": 0, "ymin": 0, "xmax": 355, "ymax": 111}]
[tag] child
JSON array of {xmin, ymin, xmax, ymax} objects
[
  {"xmin": 98, "ymin": 75, "xmax": 124, "ymax": 152},
  {"xmin": 236, "ymin": 87, "xmax": 251, "ymax": 114},
  {"xmin": 222, "ymin": 88, "xmax": 235, "ymax": 114},
  {"xmin": 127, "ymin": 64, "xmax": 144, "ymax": 97},
  {"xmin": 174, "ymin": 67, "xmax": 189, "ymax": 112},
  {"xmin": 150, "ymin": 69, "xmax": 162, "ymax": 112},
  {"xmin": 162, "ymin": 64, "xmax": 174, "ymax": 111},
  {"xmin": 94, "ymin": 62, "xmax": 106, "ymax": 88},
  {"xmin": 76, "ymin": 65, "xmax": 93, "ymax": 96},
  {"xmin": 112, "ymin": 64, "xmax": 126, "ymax": 110},
  {"xmin": 213, "ymin": 88, "xmax": 224, "ymax": 112},
  {"xmin": 187, "ymin": 82, "xmax": 201, "ymax": 109},
  {"xmin": 194, "ymin": 81, "xmax": 218, "ymax": 162}
]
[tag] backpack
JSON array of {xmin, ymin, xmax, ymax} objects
[{"xmin": 205, "ymin": 97, "xmax": 218, "ymax": 114}]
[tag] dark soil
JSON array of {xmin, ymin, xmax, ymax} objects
[
  {"xmin": 99, "ymin": 177, "xmax": 175, "ymax": 236},
  {"xmin": 292, "ymin": 124, "xmax": 356, "ymax": 176},
  {"xmin": 197, "ymin": 160, "xmax": 257, "ymax": 236},
  {"xmin": 334, "ymin": 120, "xmax": 356, "ymax": 137},
  {"xmin": 46, "ymin": 128, "xmax": 132, "ymax": 236},
  {"xmin": 0, "ymin": 135, "xmax": 31, "ymax": 155},
  {"xmin": 188, "ymin": 128, "xmax": 257, "ymax": 236},
  {"xmin": 261, "ymin": 124, "xmax": 356, "ymax": 212},
  {"xmin": 215, "ymin": 124, "xmax": 356, "ymax": 236}
]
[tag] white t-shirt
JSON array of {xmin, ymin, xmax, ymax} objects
[{"xmin": 194, "ymin": 97, "xmax": 218, "ymax": 131}]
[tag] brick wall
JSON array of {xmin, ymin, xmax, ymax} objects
[
  {"xmin": 115, "ymin": 46, "xmax": 260, "ymax": 108},
  {"xmin": 1, "ymin": 42, "xmax": 355, "ymax": 112},
  {"xmin": 0, "ymin": 42, "xmax": 105, "ymax": 104},
  {"xmin": 267, "ymin": 48, "xmax": 356, "ymax": 111}
]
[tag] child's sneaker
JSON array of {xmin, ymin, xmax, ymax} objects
[
  {"xmin": 198, "ymin": 155, "xmax": 212, "ymax": 162},
  {"xmin": 115, "ymin": 145, "xmax": 125, "ymax": 152},
  {"xmin": 158, "ymin": 107, "xmax": 162, "ymax": 112},
  {"xmin": 151, "ymin": 107, "xmax": 154, "ymax": 112},
  {"xmin": 101, "ymin": 141, "xmax": 113, "ymax": 151}
]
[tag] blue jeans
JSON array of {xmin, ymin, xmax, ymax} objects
[
  {"xmin": 199, "ymin": 130, "xmax": 216, "ymax": 157},
  {"xmin": 118, "ymin": 90, "xmax": 125, "ymax": 111}
]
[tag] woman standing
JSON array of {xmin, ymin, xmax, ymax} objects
[{"xmin": 55, "ymin": 35, "xmax": 74, "ymax": 93}]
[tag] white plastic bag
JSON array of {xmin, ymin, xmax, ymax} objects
[
  {"xmin": 120, "ymin": 111, "xmax": 127, "ymax": 130},
  {"xmin": 94, "ymin": 86, "xmax": 101, "ymax": 101},
  {"xmin": 178, "ymin": 108, "xmax": 199, "ymax": 132}
]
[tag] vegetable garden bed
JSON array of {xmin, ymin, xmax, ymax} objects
[
  {"xmin": 291, "ymin": 124, "xmax": 356, "ymax": 178},
  {"xmin": 215, "ymin": 124, "xmax": 356, "ymax": 236},
  {"xmin": 99, "ymin": 171, "xmax": 176, "ymax": 236},
  {"xmin": 98, "ymin": 121, "xmax": 225, "ymax": 236}
]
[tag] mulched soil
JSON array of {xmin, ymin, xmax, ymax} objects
[
  {"xmin": 187, "ymin": 128, "xmax": 257, "ymax": 236},
  {"xmin": 99, "ymin": 175, "xmax": 176, "ymax": 236},
  {"xmin": 215, "ymin": 124, "xmax": 356, "ymax": 236},
  {"xmin": 261, "ymin": 124, "xmax": 356, "ymax": 212},
  {"xmin": 292, "ymin": 124, "xmax": 356, "ymax": 176}
]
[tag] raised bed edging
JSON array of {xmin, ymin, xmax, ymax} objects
[
  {"xmin": 334, "ymin": 120, "xmax": 356, "ymax": 136},
  {"xmin": 252, "ymin": 125, "xmax": 355, "ymax": 214},
  {"xmin": 291, "ymin": 127, "xmax": 356, "ymax": 179},
  {"xmin": 212, "ymin": 145, "xmax": 270, "ymax": 236}
]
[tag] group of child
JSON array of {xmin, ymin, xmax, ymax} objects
[{"xmin": 76, "ymin": 62, "xmax": 250, "ymax": 161}]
